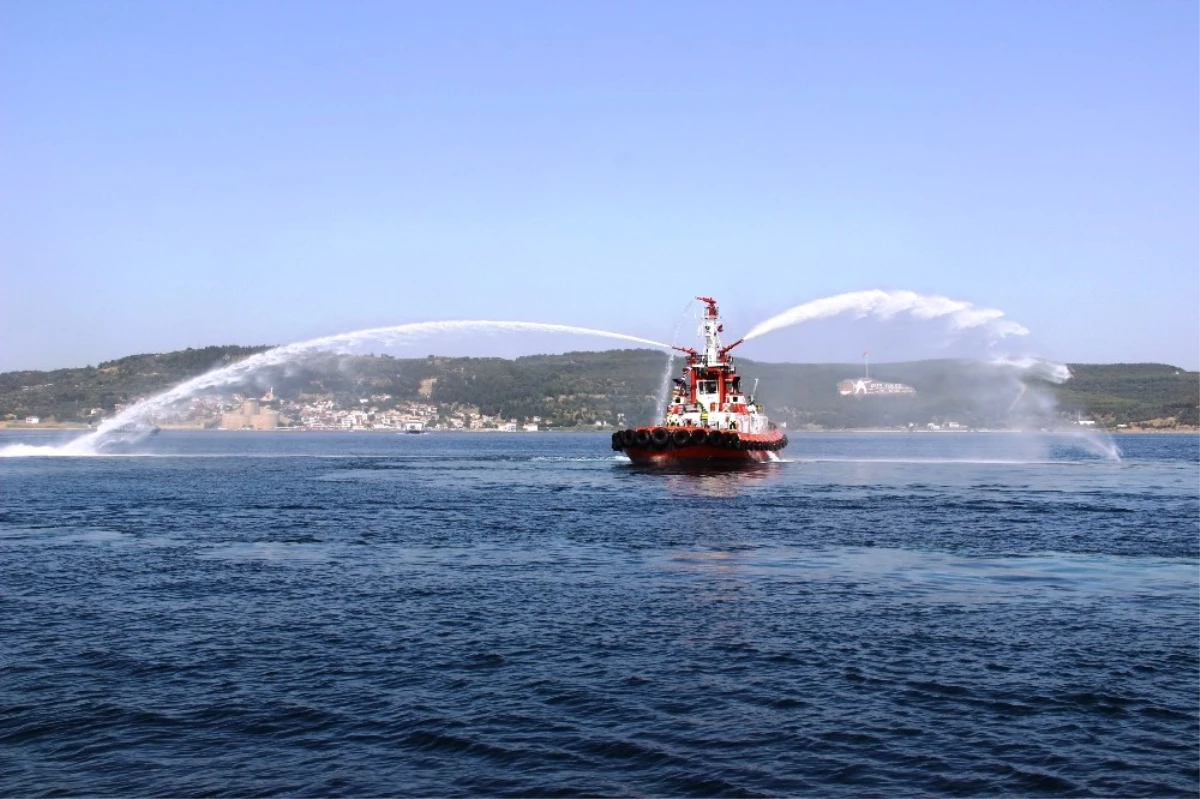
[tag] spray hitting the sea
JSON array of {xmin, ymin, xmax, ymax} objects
[
  {"xmin": 9, "ymin": 321, "xmax": 670, "ymax": 456},
  {"xmin": 742, "ymin": 290, "xmax": 1030, "ymax": 343},
  {"xmin": 738, "ymin": 291, "xmax": 1119, "ymax": 461},
  {"xmin": 987, "ymin": 356, "xmax": 1120, "ymax": 460}
]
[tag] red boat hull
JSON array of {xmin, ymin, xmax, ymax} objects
[{"xmin": 614, "ymin": 426, "xmax": 787, "ymax": 465}]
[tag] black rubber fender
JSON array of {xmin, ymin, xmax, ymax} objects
[
  {"xmin": 650, "ymin": 427, "xmax": 670, "ymax": 449},
  {"xmin": 633, "ymin": 429, "xmax": 651, "ymax": 448},
  {"xmin": 671, "ymin": 429, "xmax": 690, "ymax": 447}
]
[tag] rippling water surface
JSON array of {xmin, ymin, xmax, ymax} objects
[{"xmin": 2, "ymin": 431, "xmax": 1197, "ymax": 797}]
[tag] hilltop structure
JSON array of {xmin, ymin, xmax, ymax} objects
[{"xmin": 838, "ymin": 351, "xmax": 916, "ymax": 397}]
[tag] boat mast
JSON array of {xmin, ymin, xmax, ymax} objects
[
  {"xmin": 670, "ymin": 297, "xmax": 746, "ymax": 409},
  {"xmin": 697, "ymin": 296, "xmax": 723, "ymax": 366}
]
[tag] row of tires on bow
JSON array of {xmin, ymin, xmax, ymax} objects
[{"xmin": 611, "ymin": 427, "xmax": 788, "ymax": 452}]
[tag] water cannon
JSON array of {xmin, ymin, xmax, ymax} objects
[
  {"xmin": 696, "ymin": 296, "xmax": 719, "ymax": 317},
  {"xmin": 719, "ymin": 338, "xmax": 745, "ymax": 357}
]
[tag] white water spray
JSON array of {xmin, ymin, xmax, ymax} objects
[
  {"xmin": 989, "ymin": 355, "xmax": 1072, "ymax": 384},
  {"xmin": 654, "ymin": 300, "xmax": 697, "ymax": 420},
  {"xmin": 6, "ymin": 321, "xmax": 671, "ymax": 456},
  {"xmin": 1007, "ymin": 383, "xmax": 1028, "ymax": 414},
  {"xmin": 654, "ymin": 353, "xmax": 677, "ymax": 423},
  {"xmin": 742, "ymin": 290, "xmax": 1030, "ymax": 343},
  {"xmin": 736, "ymin": 290, "xmax": 1120, "ymax": 462},
  {"xmin": 989, "ymin": 356, "xmax": 1120, "ymax": 461},
  {"xmin": 994, "ymin": 355, "xmax": 1072, "ymax": 414}
]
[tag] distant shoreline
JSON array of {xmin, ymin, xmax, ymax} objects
[{"xmin": 1, "ymin": 425, "xmax": 1195, "ymax": 435}]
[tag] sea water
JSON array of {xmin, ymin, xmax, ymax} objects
[{"xmin": 1, "ymin": 431, "xmax": 1196, "ymax": 796}]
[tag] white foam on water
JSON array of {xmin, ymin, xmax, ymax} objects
[{"xmin": 0, "ymin": 444, "xmax": 103, "ymax": 458}]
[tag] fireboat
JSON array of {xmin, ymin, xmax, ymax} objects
[{"xmin": 611, "ymin": 297, "xmax": 788, "ymax": 463}]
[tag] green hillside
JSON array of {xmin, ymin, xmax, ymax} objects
[
  {"xmin": 0, "ymin": 347, "xmax": 1195, "ymax": 429},
  {"xmin": 1052, "ymin": 363, "xmax": 1198, "ymax": 426},
  {"xmin": 0, "ymin": 346, "xmax": 270, "ymax": 424}
]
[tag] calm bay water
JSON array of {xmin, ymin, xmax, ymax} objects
[{"xmin": 1, "ymin": 430, "xmax": 1197, "ymax": 797}]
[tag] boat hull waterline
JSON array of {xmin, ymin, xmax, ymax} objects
[{"xmin": 613, "ymin": 425, "xmax": 787, "ymax": 464}]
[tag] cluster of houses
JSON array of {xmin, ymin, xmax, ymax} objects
[{"xmin": 151, "ymin": 392, "xmax": 547, "ymax": 432}]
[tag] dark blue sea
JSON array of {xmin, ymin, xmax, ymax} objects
[{"xmin": 1, "ymin": 430, "xmax": 1197, "ymax": 797}]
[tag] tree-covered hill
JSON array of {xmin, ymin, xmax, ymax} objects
[
  {"xmin": 1052, "ymin": 363, "xmax": 1198, "ymax": 426},
  {"xmin": 0, "ymin": 346, "xmax": 271, "ymax": 424},
  {"xmin": 0, "ymin": 346, "xmax": 1195, "ymax": 428}
]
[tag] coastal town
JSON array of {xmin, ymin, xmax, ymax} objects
[{"xmin": 150, "ymin": 391, "xmax": 559, "ymax": 433}]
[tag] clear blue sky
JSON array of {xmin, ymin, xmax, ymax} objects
[{"xmin": 2, "ymin": 0, "xmax": 1196, "ymax": 370}]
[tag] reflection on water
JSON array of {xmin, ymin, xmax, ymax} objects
[{"xmin": 630, "ymin": 461, "xmax": 782, "ymax": 497}]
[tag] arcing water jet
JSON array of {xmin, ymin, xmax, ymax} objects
[
  {"xmin": 742, "ymin": 289, "xmax": 1030, "ymax": 343},
  {"xmin": 39, "ymin": 321, "xmax": 671, "ymax": 455},
  {"xmin": 736, "ymin": 290, "xmax": 1119, "ymax": 460}
]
